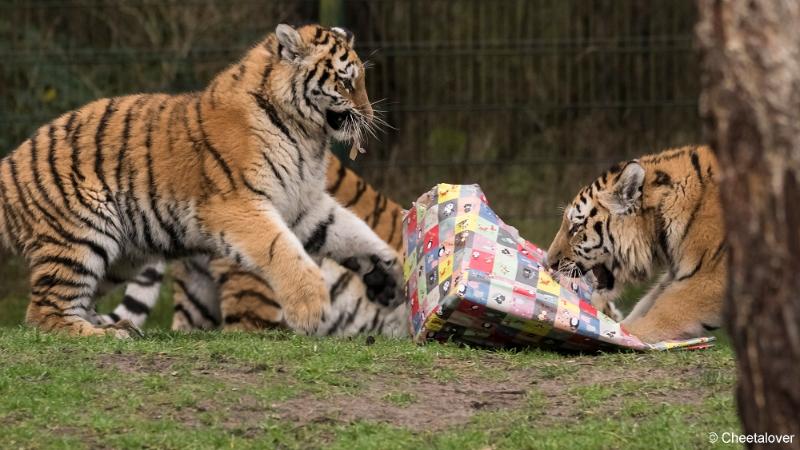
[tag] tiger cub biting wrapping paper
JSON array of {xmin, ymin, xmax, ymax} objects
[
  {"xmin": 547, "ymin": 146, "xmax": 725, "ymax": 343},
  {"xmin": 0, "ymin": 23, "xmax": 400, "ymax": 337},
  {"xmin": 101, "ymin": 155, "xmax": 409, "ymax": 337}
]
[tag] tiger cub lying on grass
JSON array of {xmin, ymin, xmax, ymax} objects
[
  {"xmin": 101, "ymin": 155, "xmax": 409, "ymax": 337},
  {"xmin": 547, "ymin": 146, "xmax": 725, "ymax": 343}
]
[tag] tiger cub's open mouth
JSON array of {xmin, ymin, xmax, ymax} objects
[
  {"xmin": 325, "ymin": 109, "xmax": 353, "ymax": 130},
  {"xmin": 590, "ymin": 264, "xmax": 615, "ymax": 291}
]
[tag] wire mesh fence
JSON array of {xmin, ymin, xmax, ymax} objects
[{"xmin": 0, "ymin": 0, "xmax": 700, "ymax": 243}]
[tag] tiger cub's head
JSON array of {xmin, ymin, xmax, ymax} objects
[
  {"xmin": 268, "ymin": 24, "xmax": 374, "ymax": 145},
  {"xmin": 546, "ymin": 161, "xmax": 654, "ymax": 295}
]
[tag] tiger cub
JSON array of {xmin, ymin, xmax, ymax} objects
[
  {"xmin": 171, "ymin": 254, "xmax": 408, "ymax": 337},
  {"xmin": 173, "ymin": 155, "xmax": 408, "ymax": 334},
  {"xmin": 546, "ymin": 146, "xmax": 725, "ymax": 343},
  {"xmin": 0, "ymin": 23, "xmax": 400, "ymax": 337},
  {"xmin": 102, "ymin": 155, "xmax": 409, "ymax": 337}
]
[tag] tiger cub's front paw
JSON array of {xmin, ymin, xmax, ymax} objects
[
  {"xmin": 282, "ymin": 273, "xmax": 329, "ymax": 334},
  {"xmin": 590, "ymin": 291, "xmax": 623, "ymax": 322},
  {"xmin": 599, "ymin": 301, "xmax": 623, "ymax": 322},
  {"xmin": 342, "ymin": 252, "xmax": 402, "ymax": 307}
]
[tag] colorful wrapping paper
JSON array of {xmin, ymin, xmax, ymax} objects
[{"xmin": 403, "ymin": 184, "xmax": 714, "ymax": 352}]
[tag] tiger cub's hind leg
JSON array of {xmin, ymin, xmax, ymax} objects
[
  {"xmin": 25, "ymin": 244, "xmax": 137, "ymax": 338},
  {"xmin": 622, "ymin": 270, "xmax": 724, "ymax": 343},
  {"xmin": 171, "ymin": 256, "xmax": 221, "ymax": 331}
]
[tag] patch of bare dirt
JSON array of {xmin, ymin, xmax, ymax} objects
[
  {"xmin": 149, "ymin": 394, "xmax": 269, "ymax": 437},
  {"xmin": 275, "ymin": 375, "xmax": 531, "ymax": 430},
  {"xmin": 273, "ymin": 356, "xmax": 711, "ymax": 430},
  {"xmin": 95, "ymin": 352, "xmax": 272, "ymax": 385},
  {"xmin": 92, "ymin": 352, "xmax": 715, "ymax": 433}
]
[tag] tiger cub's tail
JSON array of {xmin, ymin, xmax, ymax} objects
[{"xmin": 326, "ymin": 156, "xmax": 405, "ymax": 252}]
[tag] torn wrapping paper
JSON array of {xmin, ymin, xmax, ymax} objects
[{"xmin": 403, "ymin": 184, "xmax": 714, "ymax": 352}]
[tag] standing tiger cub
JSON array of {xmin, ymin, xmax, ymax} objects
[
  {"xmin": 0, "ymin": 23, "xmax": 400, "ymax": 337},
  {"xmin": 546, "ymin": 146, "xmax": 726, "ymax": 343}
]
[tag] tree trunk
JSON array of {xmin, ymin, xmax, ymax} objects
[{"xmin": 696, "ymin": 0, "xmax": 800, "ymax": 446}]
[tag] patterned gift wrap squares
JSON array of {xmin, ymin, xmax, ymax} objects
[{"xmin": 403, "ymin": 184, "xmax": 715, "ymax": 352}]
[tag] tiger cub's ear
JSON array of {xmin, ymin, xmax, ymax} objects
[
  {"xmin": 331, "ymin": 27, "xmax": 355, "ymax": 47},
  {"xmin": 601, "ymin": 161, "xmax": 645, "ymax": 215},
  {"xmin": 275, "ymin": 24, "xmax": 307, "ymax": 61}
]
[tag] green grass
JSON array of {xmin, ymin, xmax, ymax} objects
[
  {"xmin": 0, "ymin": 327, "xmax": 740, "ymax": 450},
  {"xmin": 382, "ymin": 392, "xmax": 417, "ymax": 407},
  {"xmin": 0, "ymin": 256, "xmax": 741, "ymax": 449}
]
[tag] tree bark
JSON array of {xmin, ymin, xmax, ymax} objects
[{"xmin": 697, "ymin": 0, "xmax": 800, "ymax": 446}]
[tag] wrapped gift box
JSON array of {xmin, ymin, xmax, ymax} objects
[{"xmin": 403, "ymin": 184, "xmax": 714, "ymax": 352}]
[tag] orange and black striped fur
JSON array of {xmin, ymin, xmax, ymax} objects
[
  {"xmin": 169, "ymin": 252, "xmax": 408, "ymax": 336},
  {"xmin": 101, "ymin": 155, "xmax": 409, "ymax": 336},
  {"xmin": 546, "ymin": 146, "xmax": 725, "ymax": 343},
  {"xmin": 324, "ymin": 155, "xmax": 404, "ymax": 251},
  {"xmin": 0, "ymin": 23, "xmax": 401, "ymax": 337},
  {"xmin": 171, "ymin": 155, "xmax": 407, "ymax": 334}
]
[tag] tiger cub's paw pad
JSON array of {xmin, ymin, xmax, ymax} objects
[{"xmin": 360, "ymin": 255, "xmax": 402, "ymax": 306}]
